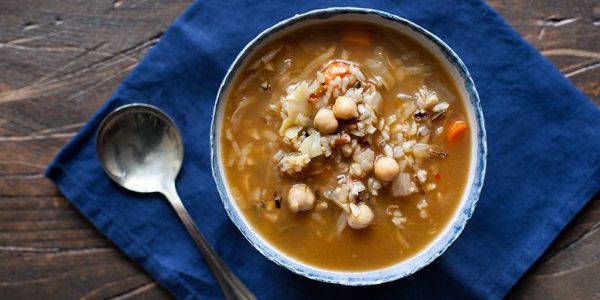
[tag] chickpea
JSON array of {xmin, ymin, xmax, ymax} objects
[
  {"xmin": 332, "ymin": 96, "xmax": 358, "ymax": 120},
  {"xmin": 313, "ymin": 108, "xmax": 338, "ymax": 134},
  {"xmin": 287, "ymin": 184, "xmax": 315, "ymax": 213},
  {"xmin": 348, "ymin": 203, "xmax": 374, "ymax": 229},
  {"xmin": 374, "ymin": 156, "xmax": 400, "ymax": 182}
]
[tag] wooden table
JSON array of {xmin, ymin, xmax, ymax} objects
[{"xmin": 0, "ymin": 1, "xmax": 598, "ymax": 298}]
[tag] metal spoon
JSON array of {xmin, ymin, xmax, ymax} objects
[{"xmin": 96, "ymin": 103, "xmax": 255, "ymax": 300}]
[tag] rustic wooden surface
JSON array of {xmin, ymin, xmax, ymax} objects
[{"xmin": 0, "ymin": 0, "xmax": 597, "ymax": 299}]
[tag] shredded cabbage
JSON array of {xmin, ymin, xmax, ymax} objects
[
  {"xmin": 299, "ymin": 132, "xmax": 322, "ymax": 158},
  {"xmin": 392, "ymin": 173, "xmax": 416, "ymax": 197},
  {"xmin": 363, "ymin": 89, "xmax": 383, "ymax": 114},
  {"xmin": 284, "ymin": 126, "xmax": 302, "ymax": 139},
  {"xmin": 285, "ymin": 82, "xmax": 311, "ymax": 123}
]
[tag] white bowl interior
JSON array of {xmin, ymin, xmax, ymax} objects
[{"xmin": 211, "ymin": 8, "xmax": 485, "ymax": 285}]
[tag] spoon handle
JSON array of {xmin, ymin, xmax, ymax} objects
[{"xmin": 163, "ymin": 182, "xmax": 256, "ymax": 300}]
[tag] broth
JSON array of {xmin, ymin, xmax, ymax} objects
[{"xmin": 220, "ymin": 22, "xmax": 471, "ymax": 271}]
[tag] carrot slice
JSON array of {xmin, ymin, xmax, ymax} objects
[
  {"xmin": 341, "ymin": 28, "xmax": 371, "ymax": 47},
  {"xmin": 447, "ymin": 121, "xmax": 468, "ymax": 142}
]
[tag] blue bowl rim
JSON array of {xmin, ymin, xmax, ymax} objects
[{"xmin": 210, "ymin": 7, "xmax": 487, "ymax": 285}]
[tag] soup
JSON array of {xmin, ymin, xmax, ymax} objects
[{"xmin": 220, "ymin": 22, "xmax": 471, "ymax": 271}]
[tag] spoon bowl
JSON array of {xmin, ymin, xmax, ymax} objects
[
  {"xmin": 96, "ymin": 103, "xmax": 255, "ymax": 300},
  {"xmin": 97, "ymin": 104, "xmax": 183, "ymax": 194}
]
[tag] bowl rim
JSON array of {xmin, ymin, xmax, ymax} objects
[{"xmin": 210, "ymin": 7, "xmax": 487, "ymax": 285}]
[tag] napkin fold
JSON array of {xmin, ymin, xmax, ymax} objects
[{"xmin": 46, "ymin": 0, "xmax": 600, "ymax": 299}]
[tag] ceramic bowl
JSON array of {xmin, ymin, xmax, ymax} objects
[{"xmin": 210, "ymin": 7, "xmax": 486, "ymax": 285}]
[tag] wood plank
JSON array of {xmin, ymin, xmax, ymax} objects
[
  {"xmin": 0, "ymin": 0, "xmax": 188, "ymax": 298},
  {"xmin": 507, "ymin": 197, "xmax": 600, "ymax": 299},
  {"xmin": 488, "ymin": 0, "xmax": 600, "ymax": 105},
  {"xmin": 488, "ymin": 1, "xmax": 600, "ymax": 298},
  {"xmin": 0, "ymin": 195, "xmax": 171, "ymax": 299}
]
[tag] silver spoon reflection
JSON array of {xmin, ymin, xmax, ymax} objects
[{"xmin": 96, "ymin": 103, "xmax": 255, "ymax": 300}]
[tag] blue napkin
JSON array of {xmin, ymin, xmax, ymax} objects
[{"xmin": 46, "ymin": 0, "xmax": 600, "ymax": 299}]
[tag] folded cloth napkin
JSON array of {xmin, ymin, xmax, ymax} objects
[{"xmin": 46, "ymin": 0, "xmax": 600, "ymax": 299}]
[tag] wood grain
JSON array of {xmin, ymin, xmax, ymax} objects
[
  {"xmin": 487, "ymin": 1, "xmax": 600, "ymax": 299},
  {"xmin": 0, "ymin": 0, "xmax": 597, "ymax": 299},
  {"xmin": 0, "ymin": 1, "xmax": 187, "ymax": 298}
]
